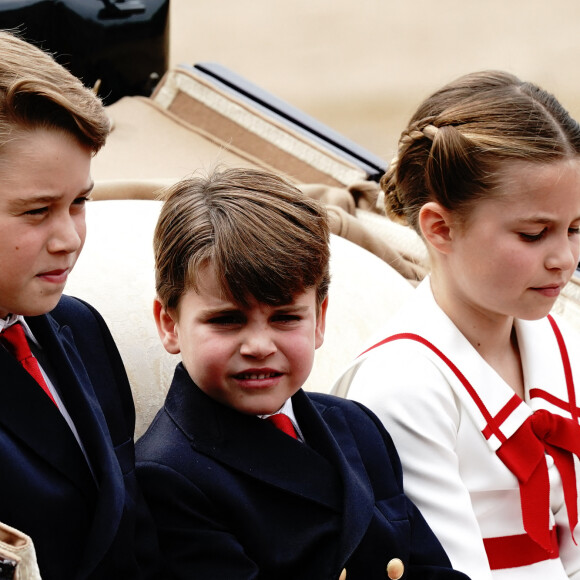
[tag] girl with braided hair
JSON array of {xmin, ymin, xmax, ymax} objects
[{"xmin": 334, "ymin": 70, "xmax": 580, "ymax": 580}]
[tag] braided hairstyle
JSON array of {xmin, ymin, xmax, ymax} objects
[{"xmin": 382, "ymin": 71, "xmax": 580, "ymax": 235}]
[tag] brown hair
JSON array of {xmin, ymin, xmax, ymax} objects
[
  {"xmin": 382, "ymin": 70, "xmax": 580, "ymax": 234},
  {"xmin": 154, "ymin": 168, "xmax": 330, "ymax": 312},
  {"xmin": 0, "ymin": 30, "xmax": 109, "ymax": 152}
]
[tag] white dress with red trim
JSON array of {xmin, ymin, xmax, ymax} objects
[{"xmin": 333, "ymin": 277, "xmax": 580, "ymax": 580}]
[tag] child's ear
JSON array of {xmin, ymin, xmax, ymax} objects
[
  {"xmin": 153, "ymin": 297, "xmax": 181, "ymax": 355},
  {"xmin": 418, "ymin": 201, "xmax": 454, "ymax": 254},
  {"xmin": 314, "ymin": 296, "xmax": 329, "ymax": 349}
]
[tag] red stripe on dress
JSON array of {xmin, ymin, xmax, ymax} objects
[
  {"xmin": 529, "ymin": 388, "xmax": 580, "ymax": 417},
  {"xmin": 547, "ymin": 315, "xmax": 578, "ymax": 423},
  {"xmin": 483, "ymin": 528, "xmax": 559, "ymax": 569},
  {"xmin": 360, "ymin": 333, "xmax": 508, "ymax": 443},
  {"xmin": 481, "ymin": 395, "xmax": 521, "ymax": 440}
]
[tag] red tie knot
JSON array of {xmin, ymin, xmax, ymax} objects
[
  {"xmin": 530, "ymin": 409, "xmax": 554, "ymax": 440},
  {"xmin": 530, "ymin": 408, "xmax": 580, "ymax": 447},
  {"xmin": 266, "ymin": 413, "xmax": 298, "ymax": 439}
]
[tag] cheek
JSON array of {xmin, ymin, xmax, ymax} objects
[
  {"xmin": 499, "ymin": 248, "xmax": 530, "ymax": 271},
  {"xmin": 1, "ymin": 231, "xmax": 41, "ymax": 265},
  {"xmin": 489, "ymin": 252, "xmax": 529, "ymax": 285},
  {"xmin": 476, "ymin": 237, "xmax": 527, "ymax": 271},
  {"xmin": 573, "ymin": 239, "xmax": 580, "ymax": 262},
  {"xmin": 284, "ymin": 334, "xmax": 316, "ymax": 373},
  {"xmin": 182, "ymin": 339, "xmax": 230, "ymax": 382}
]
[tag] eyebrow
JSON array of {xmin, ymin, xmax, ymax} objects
[
  {"xmin": 8, "ymin": 182, "xmax": 95, "ymax": 210},
  {"xmin": 275, "ymin": 304, "xmax": 309, "ymax": 313},
  {"xmin": 201, "ymin": 305, "xmax": 238, "ymax": 316},
  {"xmin": 517, "ymin": 217, "xmax": 552, "ymax": 225},
  {"xmin": 518, "ymin": 215, "xmax": 580, "ymax": 225},
  {"xmin": 201, "ymin": 302, "xmax": 310, "ymax": 317},
  {"xmin": 194, "ymin": 300, "xmax": 241, "ymax": 317}
]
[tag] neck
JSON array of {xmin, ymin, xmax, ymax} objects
[{"xmin": 429, "ymin": 275, "xmax": 525, "ymax": 398}]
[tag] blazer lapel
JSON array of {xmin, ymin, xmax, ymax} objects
[
  {"xmin": 297, "ymin": 394, "xmax": 375, "ymax": 565},
  {"xmin": 166, "ymin": 365, "xmax": 342, "ymax": 511},
  {"xmin": 0, "ymin": 321, "xmax": 95, "ymax": 501},
  {"xmin": 29, "ymin": 314, "xmax": 126, "ymax": 577}
]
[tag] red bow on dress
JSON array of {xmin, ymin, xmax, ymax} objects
[{"xmin": 497, "ymin": 409, "xmax": 580, "ymax": 552}]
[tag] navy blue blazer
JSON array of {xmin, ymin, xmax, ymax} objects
[
  {"xmin": 136, "ymin": 364, "xmax": 470, "ymax": 580},
  {"xmin": 0, "ymin": 295, "xmax": 160, "ymax": 580}
]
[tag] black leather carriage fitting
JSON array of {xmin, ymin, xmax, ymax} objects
[
  {"xmin": 0, "ymin": 0, "xmax": 170, "ymax": 105},
  {"xmin": 192, "ymin": 62, "xmax": 388, "ymax": 183}
]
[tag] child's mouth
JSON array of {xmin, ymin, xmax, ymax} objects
[{"xmin": 235, "ymin": 372, "xmax": 281, "ymax": 380}]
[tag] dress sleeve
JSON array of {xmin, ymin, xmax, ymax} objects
[
  {"xmin": 345, "ymin": 343, "xmax": 494, "ymax": 580},
  {"xmin": 557, "ymin": 499, "xmax": 580, "ymax": 579}
]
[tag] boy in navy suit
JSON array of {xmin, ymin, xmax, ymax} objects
[
  {"xmin": 136, "ymin": 168, "xmax": 471, "ymax": 580},
  {"xmin": 0, "ymin": 31, "xmax": 160, "ymax": 579}
]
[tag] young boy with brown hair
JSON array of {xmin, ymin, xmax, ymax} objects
[
  {"xmin": 136, "ymin": 167, "xmax": 470, "ymax": 580},
  {"xmin": 0, "ymin": 30, "xmax": 159, "ymax": 579}
]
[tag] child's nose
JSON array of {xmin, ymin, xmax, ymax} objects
[
  {"xmin": 48, "ymin": 213, "xmax": 84, "ymax": 254},
  {"xmin": 546, "ymin": 237, "xmax": 578, "ymax": 272},
  {"xmin": 239, "ymin": 330, "xmax": 277, "ymax": 359}
]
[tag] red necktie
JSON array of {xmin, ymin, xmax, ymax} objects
[
  {"xmin": 1, "ymin": 323, "xmax": 57, "ymax": 405},
  {"xmin": 266, "ymin": 413, "xmax": 298, "ymax": 439}
]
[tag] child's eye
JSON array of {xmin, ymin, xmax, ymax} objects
[
  {"xmin": 518, "ymin": 229, "xmax": 546, "ymax": 242},
  {"xmin": 272, "ymin": 314, "xmax": 301, "ymax": 324},
  {"xmin": 72, "ymin": 195, "xmax": 91, "ymax": 209},
  {"xmin": 207, "ymin": 314, "xmax": 244, "ymax": 326},
  {"xmin": 569, "ymin": 226, "xmax": 580, "ymax": 237},
  {"xmin": 23, "ymin": 206, "xmax": 49, "ymax": 216}
]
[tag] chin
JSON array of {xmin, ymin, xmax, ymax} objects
[
  {"xmin": 240, "ymin": 405, "xmax": 281, "ymax": 416},
  {"xmin": 517, "ymin": 306, "xmax": 554, "ymax": 321},
  {"xmin": 19, "ymin": 297, "xmax": 62, "ymax": 317},
  {"xmin": 233, "ymin": 398, "xmax": 286, "ymax": 417}
]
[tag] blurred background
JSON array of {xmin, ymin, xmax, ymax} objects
[{"xmin": 169, "ymin": 0, "xmax": 580, "ymax": 162}]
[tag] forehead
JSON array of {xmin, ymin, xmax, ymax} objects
[
  {"xmin": 191, "ymin": 262, "xmax": 231, "ymax": 300},
  {"xmin": 0, "ymin": 128, "xmax": 92, "ymax": 200},
  {"xmin": 179, "ymin": 262, "xmax": 316, "ymax": 313},
  {"xmin": 494, "ymin": 158, "xmax": 580, "ymax": 198},
  {"xmin": 453, "ymin": 158, "xmax": 580, "ymax": 233},
  {"xmin": 462, "ymin": 158, "xmax": 580, "ymax": 222}
]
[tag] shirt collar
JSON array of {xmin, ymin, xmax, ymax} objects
[
  {"xmin": 0, "ymin": 313, "xmax": 23, "ymax": 332},
  {"xmin": 0, "ymin": 315, "xmax": 39, "ymax": 346},
  {"xmin": 259, "ymin": 398, "xmax": 296, "ymax": 421},
  {"xmin": 259, "ymin": 398, "xmax": 304, "ymax": 441}
]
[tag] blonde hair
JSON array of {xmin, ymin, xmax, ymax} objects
[
  {"xmin": 154, "ymin": 168, "xmax": 330, "ymax": 311},
  {"xmin": 0, "ymin": 30, "xmax": 109, "ymax": 152},
  {"xmin": 383, "ymin": 70, "xmax": 580, "ymax": 233}
]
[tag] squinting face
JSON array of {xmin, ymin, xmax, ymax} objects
[
  {"xmin": 445, "ymin": 158, "xmax": 580, "ymax": 323},
  {"xmin": 0, "ymin": 128, "xmax": 93, "ymax": 318},
  {"xmin": 155, "ymin": 264, "xmax": 327, "ymax": 416}
]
